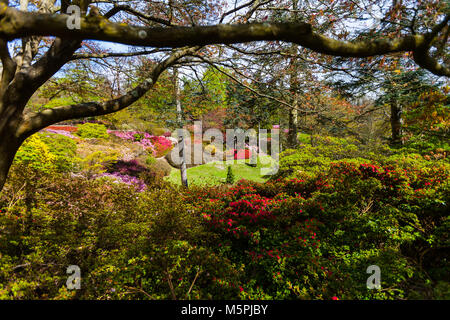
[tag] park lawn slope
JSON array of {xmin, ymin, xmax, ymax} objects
[{"xmin": 166, "ymin": 155, "xmax": 277, "ymax": 185}]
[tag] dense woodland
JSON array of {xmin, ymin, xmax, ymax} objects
[{"xmin": 0, "ymin": 0, "xmax": 448, "ymax": 300}]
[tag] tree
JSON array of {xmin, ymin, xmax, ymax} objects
[
  {"xmin": 173, "ymin": 66, "xmax": 188, "ymax": 187},
  {"xmin": 375, "ymin": 69, "xmax": 435, "ymax": 144},
  {"xmin": 225, "ymin": 79, "xmax": 280, "ymax": 130},
  {"xmin": 0, "ymin": 0, "xmax": 448, "ymax": 192},
  {"xmin": 181, "ymin": 66, "xmax": 230, "ymax": 122},
  {"xmin": 226, "ymin": 165, "xmax": 235, "ymax": 184}
]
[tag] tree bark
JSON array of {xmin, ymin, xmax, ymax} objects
[
  {"xmin": 287, "ymin": 97, "xmax": 298, "ymax": 148},
  {"xmin": 287, "ymin": 1, "xmax": 299, "ymax": 148},
  {"xmin": 0, "ymin": 127, "xmax": 20, "ymax": 192}
]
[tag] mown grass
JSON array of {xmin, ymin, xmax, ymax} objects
[{"xmin": 165, "ymin": 155, "xmax": 278, "ymax": 185}]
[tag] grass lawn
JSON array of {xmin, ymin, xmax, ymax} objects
[{"xmin": 165, "ymin": 155, "xmax": 278, "ymax": 186}]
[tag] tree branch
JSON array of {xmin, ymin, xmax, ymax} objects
[
  {"xmin": 195, "ymin": 54, "xmax": 314, "ymax": 113},
  {"xmin": 0, "ymin": 5, "xmax": 429, "ymax": 58},
  {"xmin": 412, "ymin": 14, "xmax": 450, "ymax": 77},
  {"xmin": 16, "ymin": 46, "xmax": 200, "ymax": 138},
  {"xmin": 69, "ymin": 49, "xmax": 169, "ymax": 60},
  {"xmin": 104, "ymin": 4, "xmax": 173, "ymax": 26},
  {"xmin": 220, "ymin": 0, "xmax": 257, "ymax": 23},
  {"xmin": 0, "ymin": 38, "xmax": 16, "ymax": 97},
  {"xmin": 3, "ymin": 38, "xmax": 82, "ymax": 109}
]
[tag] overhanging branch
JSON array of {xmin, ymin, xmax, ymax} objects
[
  {"xmin": 0, "ymin": 5, "xmax": 427, "ymax": 57},
  {"xmin": 16, "ymin": 46, "xmax": 200, "ymax": 138}
]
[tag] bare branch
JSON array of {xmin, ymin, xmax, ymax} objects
[
  {"xmin": 220, "ymin": 0, "xmax": 257, "ymax": 23},
  {"xmin": 104, "ymin": 4, "xmax": 173, "ymax": 26}
]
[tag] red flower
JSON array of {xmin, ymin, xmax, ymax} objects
[{"xmin": 332, "ymin": 296, "xmax": 339, "ymax": 300}]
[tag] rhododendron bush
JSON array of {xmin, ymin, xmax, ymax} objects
[
  {"xmin": 186, "ymin": 159, "xmax": 449, "ymax": 299},
  {"xmin": 109, "ymin": 130, "xmax": 173, "ymax": 157}
]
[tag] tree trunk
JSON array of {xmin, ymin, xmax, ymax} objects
[
  {"xmin": 173, "ymin": 67, "xmax": 188, "ymax": 187},
  {"xmin": 287, "ymin": 98, "xmax": 298, "ymax": 148},
  {"xmin": 0, "ymin": 157, "xmax": 9, "ymax": 193},
  {"xmin": 390, "ymin": 100, "xmax": 403, "ymax": 145},
  {"xmin": 0, "ymin": 131, "xmax": 20, "ymax": 193},
  {"xmin": 286, "ymin": 0, "xmax": 299, "ymax": 149}
]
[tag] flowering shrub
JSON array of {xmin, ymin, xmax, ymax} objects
[
  {"xmin": 47, "ymin": 125, "xmax": 78, "ymax": 132},
  {"xmin": 204, "ymin": 144, "xmax": 217, "ymax": 155},
  {"xmin": 101, "ymin": 159, "xmax": 150, "ymax": 191},
  {"xmin": 109, "ymin": 130, "xmax": 155, "ymax": 152},
  {"xmin": 109, "ymin": 130, "xmax": 173, "ymax": 157},
  {"xmin": 100, "ymin": 172, "xmax": 147, "ymax": 192},
  {"xmin": 225, "ymin": 149, "xmax": 252, "ymax": 160},
  {"xmin": 190, "ymin": 156, "xmax": 449, "ymax": 299},
  {"xmin": 44, "ymin": 128, "xmax": 77, "ymax": 139},
  {"xmin": 150, "ymin": 136, "xmax": 173, "ymax": 158},
  {"xmin": 107, "ymin": 159, "xmax": 148, "ymax": 177}
]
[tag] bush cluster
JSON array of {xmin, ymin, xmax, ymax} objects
[{"xmin": 0, "ymin": 134, "xmax": 447, "ymax": 300}]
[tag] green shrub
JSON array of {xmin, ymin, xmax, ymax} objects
[
  {"xmin": 141, "ymin": 159, "xmax": 173, "ymax": 184},
  {"xmin": 133, "ymin": 133, "xmax": 145, "ymax": 142},
  {"xmin": 150, "ymin": 127, "xmax": 167, "ymax": 136},
  {"xmin": 14, "ymin": 135, "xmax": 57, "ymax": 174},
  {"xmin": 39, "ymin": 132, "xmax": 77, "ymax": 172},
  {"xmin": 0, "ymin": 175, "xmax": 240, "ymax": 299},
  {"xmin": 145, "ymin": 154, "xmax": 156, "ymax": 166},
  {"xmin": 77, "ymin": 150, "xmax": 119, "ymax": 178},
  {"xmin": 226, "ymin": 166, "xmax": 235, "ymax": 184},
  {"xmin": 76, "ymin": 123, "xmax": 109, "ymax": 139},
  {"xmin": 276, "ymin": 134, "xmax": 448, "ymax": 181}
]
